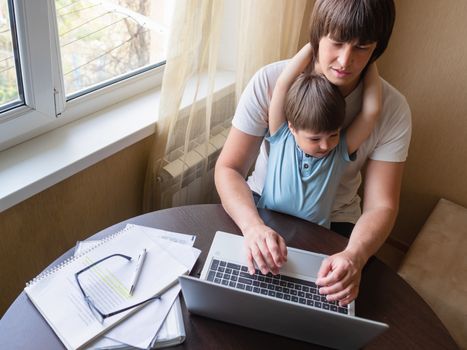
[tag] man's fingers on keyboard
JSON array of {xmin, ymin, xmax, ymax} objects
[
  {"xmin": 265, "ymin": 237, "xmax": 283, "ymax": 267},
  {"xmin": 246, "ymin": 251, "xmax": 256, "ymax": 275},
  {"xmin": 279, "ymin": 237, "xmax": 288, "ymax": 262},
  {"xmin": 316, "ymin": 258, "xmax": 332, "ymax": 283},
  {"xmin": 316, "ymin": 271, "xmax": 338, "ymax": 287},
  {"xmin": 250, "ymin": 245, "xmax": 268, "ymax": 274},
  {"xmin": 338, "ymin": 289, "xmax": 357, "ymax": 306},
  {"xmin": 320, "ymin": 265, "xmax": 348, "ymax": 287},
  {"xmin": 257, "ymin": 240, "xmax": 277, "ymax": 273},
  {"xmin": 319, "ymin": 280, "xmax": 345, "ymax": 296},
  {"xmin": 320, "ymin": 270, "xmax": 355, "ymax": 295},
  {"xmin": 326, "ymin": 285, "xmax": 352, "ymax": 301}
]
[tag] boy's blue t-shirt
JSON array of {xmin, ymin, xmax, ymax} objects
[{"xmin": 257, "ymin": 123, "xmax": 354, "ymax": 228}]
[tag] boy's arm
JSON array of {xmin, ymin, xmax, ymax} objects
[
  {"xmin": 269, "ymin": 44, "xmax": 312, "ymax": 134},
  {"xmin": 345, "ymin": 63, "xmax": 382, "ymax": 154}
]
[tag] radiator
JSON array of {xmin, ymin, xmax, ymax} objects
[{"xmin": 156, "ymin": 124, "xmax": 230, "ymax": 209}]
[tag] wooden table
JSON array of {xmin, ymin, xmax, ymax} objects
[{"xmin": 0, "ymin": 204, "xmax": 459, "ymax": 349}]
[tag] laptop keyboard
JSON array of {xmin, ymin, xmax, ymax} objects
[{"xmin": 206, "ymin": 258, "xmax": 348, "ymax": 315}]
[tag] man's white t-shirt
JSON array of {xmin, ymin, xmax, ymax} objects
[{"xmin": 232, "ymin": 60, "xmax": 412, "ymax": 224}]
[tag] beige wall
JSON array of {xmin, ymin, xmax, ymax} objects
[
  {"xmin": 0, "ymin": 137, "xmax": 153, "ymax": 316},
  {"xmin": 379, "ymin": 0, "xmax": 467, "ymax": 254}
]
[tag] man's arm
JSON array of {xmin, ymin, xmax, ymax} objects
[
  {"xmin": 316, "ymin": 160, "xmax": 404, "ymax": 306},
  {"xmin": 215, "ymin": 127, "xmax": 287, "ymax": 274}
]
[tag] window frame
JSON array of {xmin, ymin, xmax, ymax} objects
[{"xmin": 0, "ymin": 0, "xmax": 59, "ymax": 150}]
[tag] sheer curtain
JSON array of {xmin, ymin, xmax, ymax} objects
[
  {"xmin": 236, "ymin": 0, "xmax": 310, "ymax": 98},
  {"xmin": 143, "ymin": 0, "xmax": 310, "ymax": 212}
]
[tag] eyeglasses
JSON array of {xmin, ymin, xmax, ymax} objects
[{"xmin": 74, "ymin": 253, "xmax": 160, "ymax": 323}]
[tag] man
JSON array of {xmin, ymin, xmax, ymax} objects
[{"xmin": 215, "ymin": 0, "xmax": 411, "ymax": 306}]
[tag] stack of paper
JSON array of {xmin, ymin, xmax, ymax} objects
[
  {"xmin": 25, "ymin": 223, "xmax": 200, "ymax": 350},
  {"xmin": 81, "ymin": 224, "xmax": 200, "ymax": 350},
  {"xmin": 79, "ymin": 224, "xmax": 200, "ymax": 350}
]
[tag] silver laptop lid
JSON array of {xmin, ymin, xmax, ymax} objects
[{"xmin": 179, "ymin": 275, "xmax": 388, "ymax": 350}]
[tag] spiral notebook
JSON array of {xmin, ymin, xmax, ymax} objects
[{"xmin": 24, "ymin": 225, "xmax": 189, "ymax": 350}]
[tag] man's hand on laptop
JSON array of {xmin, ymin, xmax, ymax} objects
[
  {"xmin": 243, "ymin": 224, "xmax": 288, "ymax": 275},
  {"xmin": 315, "ymin": 250, "xmax": 363, "ymax": 306}
]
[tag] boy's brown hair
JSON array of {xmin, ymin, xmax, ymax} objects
[
  {"xmin": 285, "ymin": 73, "xmax": 345, "ymax": 133},
  {"xmin": 309, "ymin": 0, "xmax": 396, "ymax": 64}
]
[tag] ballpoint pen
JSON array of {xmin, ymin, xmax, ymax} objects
[{"xmin": 129, "ymin": 248, "xmax": 147, "ymax": 295}]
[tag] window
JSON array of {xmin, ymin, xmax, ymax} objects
[
  {"xmin": 0, "ymin": 0, "xmax": 174, "ymax": 151},
  {"xmin": 56, "ymin": 0, "xmax": 173, "ymax": 98}
]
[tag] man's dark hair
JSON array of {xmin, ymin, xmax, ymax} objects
[
  {"xmin": 309, "ymin": 0, "xmax": 396, "ymax": 64},
  {"xmin": 285, "ymin": 73, "xmax": 345, "ymax": 133}
]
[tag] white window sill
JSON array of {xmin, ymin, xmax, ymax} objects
[{"xmin": 0, "ymin": 70, "xmax": 235, "ymax": 213}]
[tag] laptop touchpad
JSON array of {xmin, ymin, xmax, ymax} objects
[{"xmin": 281, "ymin": 248, "xmax": 326, "ymax": 279}]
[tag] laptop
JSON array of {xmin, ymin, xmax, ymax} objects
[{"xmin": 179, "ymin": 231, "xmax": 388, "ymax": 350}]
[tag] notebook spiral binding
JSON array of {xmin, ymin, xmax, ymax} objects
[{"xmin": 25, "ymin": 225, "xmax": 130, "ymax": 288}]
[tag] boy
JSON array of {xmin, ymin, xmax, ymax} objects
[{"xmin": 258, "ymin": 44, "xmax": 381, "ymax": 229}]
